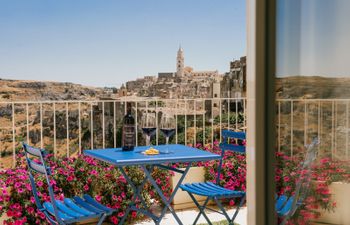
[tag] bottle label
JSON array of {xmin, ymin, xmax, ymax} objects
[{"xmin": 123, "ymin": 125, "xmax": 135, "ymax": 147}]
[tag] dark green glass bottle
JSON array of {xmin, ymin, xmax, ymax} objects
[{"xmin": 122, "ymin": 103, "xmax": 135, "ymax": 151}]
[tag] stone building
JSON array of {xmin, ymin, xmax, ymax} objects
[
  {"xmin": 158, "ymin": 72, "xmax": 175, "ymax": 79},
  {"xmin": 124, "ymin": 47, "xmax": 231, "ymax": 99},
  {"xmin": 118, "ymin": 84, "xmax": 127, "ymax": 97},
  {"xmin": 176, "ymin": 46, "xmax": 185, "ymax": 77},
  {"xmin": 221, "ymin": 56, "xmax": 246, "ymax": 98}
]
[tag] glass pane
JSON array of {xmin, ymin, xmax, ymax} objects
[{"xmin": 275, "ymin": 0, "xmax": 350, "ymax": 224}]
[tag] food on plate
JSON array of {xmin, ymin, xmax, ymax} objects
[{"xmin": 143, "ymin": 147, "xmax": 159, "ymax": 155}]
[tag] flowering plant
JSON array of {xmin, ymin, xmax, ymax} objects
[
  {"xmin": 1, "ymin": 142, "xmax": 349, "ymax": 225},
  {"xmin": 199, "ymin": 141, "xmax": 349, "ymax": 225},
  {"xmin": 0, "ymin": 151, "xmax": 170, "ymax": 225},
  {"xmin": 276, "ymin": 152, "xmax": 350, "ymax": 225}
]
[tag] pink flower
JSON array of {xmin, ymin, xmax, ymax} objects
[
  {"xmin": 285, "ymin": 186, "xmax": 292, "ymax": 192},
  {"xmin": 95, "ymin": 195, "xmax": 102, "ymax": 202},
  {"xmin": 37, "ymin": 181, "xmax": 43, "ymax": 187},
  {"xmin": 229, "ymin": 200, "xmax": 235, "ymax": 206},
  {"xmin": 25, "ymin": 183, "xmax": 32, "ymax": 191},
  {"xmin": 131, "ymin": 211, "xmax": 137, "ymax": 218},
  {"xmin": 111, "ymin": 216, "xmax": 118, "ymax": 224},
  {"xmin": 27, "ymin": 207, "xmax": 35, "ymax": 214},
  {"xmin": 90, "ymin": 170, "xmax": 98, "ymax": 176},
  {"xmin": 49, "ymin": 180, "xmax": 56, "ymax": 186},
  {"xmin": 67, "ymin": 176, "xmax": 74, "ymax": 182},
  {"xmin": 14, "ymin": 182, "xmax": 21, "ymax": 188},
  {"xmin": 283, "ymin": 176, "xmax": 290, "ymax": 182}
]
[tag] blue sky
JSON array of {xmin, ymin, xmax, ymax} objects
[
  {"xmin": 0, "ymin": 0, "xmax": 246, "ymax": 87},
  {"xmin": 276, "ymin": 0, "xmax": 350, "ymax": 77}
]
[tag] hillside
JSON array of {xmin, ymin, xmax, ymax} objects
[
  {"xmin": 0, "ymin": 78, "xmax": 113, "ymax": 102},
  {"xmin": 276, "ymin": 76, "xmax": 350, "ymax": 99}
]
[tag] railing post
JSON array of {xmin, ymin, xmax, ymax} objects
[
  {"xmin": 102, "ymin": 101, "xmax": 105, "ymax": 149},
  {"xmin": 184, "ymin": 99, "xmax": 187, "ymax": 145},
  {"xmin": 175, "ymin": 99, "xmax": 178, "ymax": 144},
  {"xmin": 346, "ymin": 101, "xmax": 349, "ymax": 160},
  {"xmin": 228, "ymin": 99, "xmax": 230, "ymax": 131},
  {"xmin": 290, "ymin": 100, "xmax": 294, "ymax": 156},
  {"xmin": 332, "ymin": 101, "xmax": 335, "ymax": 159},
  {"xmin": 12, "ymin": 103, "xmax": 15, "ymax": 167},
  {"xmin": 78, "ymin": 102, "xmax": 81, "ymax": 154},
  {"xmin": 26, "ymin": 103, "xmax": 29, "ymax": 145},
  {"xmin": 53, "ymin": 103, "xmax": 56, "ymax": 157},
  {"xmin": 135, "ymin": 101, "xmax": 138, "ymax": 147},
  {"xmin": 278, "ymin": 101, "xmax": 281, "ymax": 152},
  {"xmin": 40, "ymin": 103, "xmax": 43, "ymax": 149},
  {"xmin": 211, "ymin": 99, "xmax": 214, "ymax": 146},
  {"xmin": 202, "ymin": 99, "xmax": 205, "ymax": 146},
  {"xmin": 219, "ymin": 99, "xmax": 222, "ymax": 142},
  {"xmin": 235, "ymin": 99, "xmax": 238, "ymax": 130},
  {"xmin": 90, "ymin": 102, "xmax": 94, "ymax": 150},
  {"xmin": 335, "ymin": 101, "xmax": 338, "ymax": 158},
  {"xmin": 243, "ymin": 97, "xmax": 246, "ymax": 129},
  {"xmin": 304, "ymin": 101, "xmax": 307, "ymax": 146},
  {"xmin": 66, "ymin": 102, "xmax": 69, "ymax": 157},
  {"xmin": 194, "ymin": 100, "xmax": 196, "ymax": 146},
  {"xmin": 318, "ymin": 101, "xmax": 321, "ymax": 155},
  {"xmin": 113, "ymin": 101, "xmax": 116, "ymax": 148},
  {"xmin": 156, "ymin": 100, "xmax": 159, "ymax": 146}
]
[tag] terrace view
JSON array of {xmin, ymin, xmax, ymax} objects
[{"xmin": 1, "ymin": 1, "xmax": 350, "ymax": 225}]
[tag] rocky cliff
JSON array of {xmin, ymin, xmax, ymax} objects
[{"xmin": 0, "ymin": 78, "xmax": 112, "ymax": 102}]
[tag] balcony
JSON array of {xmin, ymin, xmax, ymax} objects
[{"xmin": 0, "ymin": 97, "xmax": 349, "ymax": 225}]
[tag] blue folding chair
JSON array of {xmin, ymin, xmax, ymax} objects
[
  {"xmin": 23, "ymin": 143, "xmax": 115, "ymax": 225},
  {"xmin": 180, "ymin": 130, "xmax": 246, "ymax": 225},
  {"xmin": 275, "ymin": 138, "xmax": 318, "ymax": 225}
]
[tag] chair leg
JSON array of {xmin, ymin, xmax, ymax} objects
[
  {"xmin": 214, "ymin": 197, "xmax": 233, "ymax": 225},
  {"xmin": 188, "ymin": 193, "xmax": 212, "ymax": 225},
  {"xmin": 96, "ymin": 214, "xmax": 106, "ymax": 225},
  {"xmin": 231, "ymin": 195, "xmax": 246, "ymax": 222},
  {"xmin": 214, "ymin": 195, "xmax": 246, "ymax": 225}
]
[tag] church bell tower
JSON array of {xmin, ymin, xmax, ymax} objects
[{"xmin": 176, "ymin": 45, "xmax": 184, "ymax": 77}]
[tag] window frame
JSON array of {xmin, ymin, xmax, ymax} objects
[{"xmin": 246, "ymin": 0, "xmax": 276, "ymax": 224}]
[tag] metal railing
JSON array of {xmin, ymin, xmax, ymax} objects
[
  {"xmin": 1, "ymin": 97, "xmax": 349, "ymax": 168},
  {"xmin": 276, "ymin": 99, "xmax": 350, "ymax": 160},
  {"xmin": 0, "ymin": 98, "xmax": 246, "ymax": 167}
]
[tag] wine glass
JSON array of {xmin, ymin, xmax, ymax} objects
[
  {"xmin": 160, "ymin": 113, "xmax": 176, "ymax": 153},
  {"xmin": 141, "ymin": 112, "xmax": 157, "ymax": 146}
]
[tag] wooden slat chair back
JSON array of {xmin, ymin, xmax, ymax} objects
[
  {"xmin": 276, "ymin": 138, "xmax": 319, "ymax": 225},
  {"xmin": 23, "ymin": 143, "xmax": 115, "ymax": 225},
  {"xmin": 217, "ymin": 130, "xmax": 246, "ymax": 184},
  {"xmin": 180, "ymin": 130, "xmax": 246, "ymax": 225}
]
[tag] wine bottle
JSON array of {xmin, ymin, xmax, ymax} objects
[{"xmin": 122, "ymin": 103, "xmax": 135, "ymax": 151}]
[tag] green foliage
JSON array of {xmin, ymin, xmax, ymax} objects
[{"xmin": 214, "ymin": 112, "xmax": 244, "ymax": 125}]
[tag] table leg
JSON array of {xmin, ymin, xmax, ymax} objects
[
  {"xmin": 118, "ymin": 166, "xmax": 155, "ymax": 225},
  {"xmin": 141, "ymin": 164, "xmax": 191, "ymax": 225}
]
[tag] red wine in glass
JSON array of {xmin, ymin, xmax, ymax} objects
[
  {"xmin": 160, "ymin": 128, "xmax": 175, "ymax": 139},
  {"xmin": 142, "ymin": 127, "xmax": 157, "ymax": 137}
]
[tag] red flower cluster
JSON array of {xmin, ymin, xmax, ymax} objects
[
  {"xmin": 1, "ymin": 143, "xmax": 349, "ymax": 225},
  {"xmin": 0, "ymin": 152, "xmax": 170, "ymax": 224}
]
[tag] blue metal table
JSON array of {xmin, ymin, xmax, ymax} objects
[{"xmin": 84, "ymin": 144, "xmax": 221, "ymax": 225}]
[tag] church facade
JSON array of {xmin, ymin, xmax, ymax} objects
[{"xmin": 176, "ymin": 46, "xmax": 219, "ymax": 78}]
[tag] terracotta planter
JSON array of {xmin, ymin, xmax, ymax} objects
[
  {"xmin": 315, "ymin": 182, "xmax": 350, "ymax": 225},
  {"xmin": 171, "ymin": 166, "xmax": 209, "ymax": 210}
]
